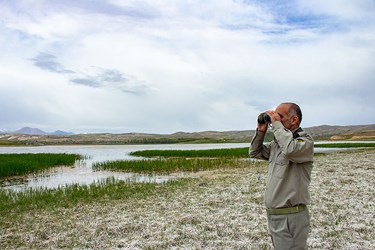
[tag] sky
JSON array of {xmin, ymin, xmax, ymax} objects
[{"xmin": 0, "ymin": 0, "xmax": 374, "ymax": 134}]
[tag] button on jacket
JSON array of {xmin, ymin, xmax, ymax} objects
[{"xmin": 249, "ymin": 121, "xmax": 314, "ymax": 209}]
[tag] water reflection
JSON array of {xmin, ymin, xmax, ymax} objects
[{"xmin": 1, "ymin": 166, "xmax": 174, "ymax": 192}]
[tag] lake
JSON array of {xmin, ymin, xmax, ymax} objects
[
  {"xmin": 0, "ymin": 142, "xmax": 369, "ymax": 191},
  {"xmin": 0, "ymin": 143, "xmax": 249, "ymax": 191}
]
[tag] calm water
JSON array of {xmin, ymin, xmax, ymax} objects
[
  {"xmin": 0, "ymin": 143, "xmax": 249, "ymax": 191},
  {"xmin": 0, "ymin": 142, "xmax": 371, "ymax": 191}
]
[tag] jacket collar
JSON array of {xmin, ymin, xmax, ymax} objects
[{"xmin": 292, "ymin": 127, "xmax": 303, "ymax": 139}]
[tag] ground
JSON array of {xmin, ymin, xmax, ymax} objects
[{"xmin": 1, "ymin": 150, "xmax": 374, "ymax": 249}]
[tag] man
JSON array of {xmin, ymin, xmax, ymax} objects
[{"xmin": 249, "ymin": 102, "xmax": 314, "ymax": 249}]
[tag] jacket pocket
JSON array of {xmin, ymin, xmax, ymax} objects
[{"xmin": 275, "ymin": 153, "xmax": 289, "ymax": 178}]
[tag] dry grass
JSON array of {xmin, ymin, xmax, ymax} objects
[
  {"xmin": 1, "ymin": 150, "xmax": 374, "ymax": 249},
  {"xmin": 309, "ymin": 150, "xmax": 375, "ymax": 249}
]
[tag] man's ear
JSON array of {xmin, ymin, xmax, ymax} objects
[{"xmin": 291, "ymin": 115, "xmax": 299, "ymax": 126}]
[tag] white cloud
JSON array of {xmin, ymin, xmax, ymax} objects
[{"xmin": 0, "ymin": 0, "xmax": 374, "ymax": 133}]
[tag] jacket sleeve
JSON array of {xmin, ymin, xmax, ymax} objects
[
  {"xmin": 249, "ymin": 129, "xmax": 271, "ymax": 161},
  {"xmin": 272, "ymin": 121, "xmax": 314, "ymax": 163}
]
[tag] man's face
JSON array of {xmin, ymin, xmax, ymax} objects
[{"xmin": 275, "ymin": 104, "xmax": 297, "ymax": 130}]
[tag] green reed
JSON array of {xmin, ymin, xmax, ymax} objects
[
  {"xmin": 129, "ymin": 147, "xmax": 249, "ymax": 158},
  {"xmin": 0, "ymin": 153, "xmax": 81, "ymax": 177},
  {"xmin": 93, "ymin": 158, "xmax": 242, "ymax": 174},
  {"xmin": 129, "ymin": 143, "xmax": 375, "ymax": 159},
  {"xmin": 314, "ymin": 142, "xmax": 375, "ymax": 148},
  {"xmin": 0, "ymin": 177, "xmax": 191, "ymax": 216}
]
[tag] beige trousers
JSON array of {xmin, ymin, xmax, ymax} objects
[{"xmin": 267, "ymin": 208, "xmax": 310, "ymax": 250}]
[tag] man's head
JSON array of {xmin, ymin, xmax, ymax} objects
[{"xmin": 275, "ymin": 102, "xmax": 302, "ymax": 131}]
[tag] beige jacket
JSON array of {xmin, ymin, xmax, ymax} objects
[{"xmin": 249, "ymin": 121, "xmax": 314, "ymax": 209}]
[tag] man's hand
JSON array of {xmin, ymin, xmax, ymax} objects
[
  {"xmin": 257, "ymin": 122, "xmax": 268, "ymax": 133},
  {"xmin": 266, "ymin": 110, "xmax": 281, "ymax": 123},
  {"xmin": 257, "ymin": 110, "xmax": 282, "ymax": 132}
]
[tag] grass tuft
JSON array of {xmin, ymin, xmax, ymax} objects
[
  {"xmin": 0, "ymin": 177, "xmax": 191, "ymax": 215},
  {"xmin": 0, "ymin": 153, "xmax": 81, "ymax": 177}
]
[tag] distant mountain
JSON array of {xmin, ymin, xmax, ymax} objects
[
  {"xmin": 13, "ymin": 127, "xmax": 47, "ymax": 135},
  {"xmin": 10, "ymin": 127, "xmax": 74, "ymax": 135},
  {"xmin": 52, "ymin": 130, "xmax": 74, "ymax": 135}
]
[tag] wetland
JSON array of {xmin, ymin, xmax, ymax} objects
[{"xmin": 0, "ymin": 143, "xmax": 374, "ymax": 249}]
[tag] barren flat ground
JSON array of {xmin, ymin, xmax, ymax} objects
[{"xmin": 1, "ymin": 150, "xmax": 374, "ymax": 249}]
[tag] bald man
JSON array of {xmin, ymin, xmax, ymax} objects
[{"xmin": 249, "ymin": 102, "xmax": 314, "ymax": 249}]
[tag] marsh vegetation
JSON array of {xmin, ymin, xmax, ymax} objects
[
  {"xmin": 0, "ymin": 153, "xmax": 81, "ymax": 177},
  {"xmin": 93, "ymin": 158, "xmax": 242, "ymax": 174},
  {"xmin": 129, "ymin": 147, "xmax": 249, "ymax": 158},
  {"xmin": 314, "ymin": 142, "xmax": 375, "ymax": 148},
  {"xmin": 0, "ymin": 144, "xmax": 374, "ymax": 249}
]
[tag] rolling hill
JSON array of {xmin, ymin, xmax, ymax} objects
[{"xmin": 1, "ymin": 124, "xmax": 374, "ymax": 145}]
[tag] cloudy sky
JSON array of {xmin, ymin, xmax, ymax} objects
[{"xmin": 1, "ymin": 0, "xmax": 374, "ymax": 134}]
